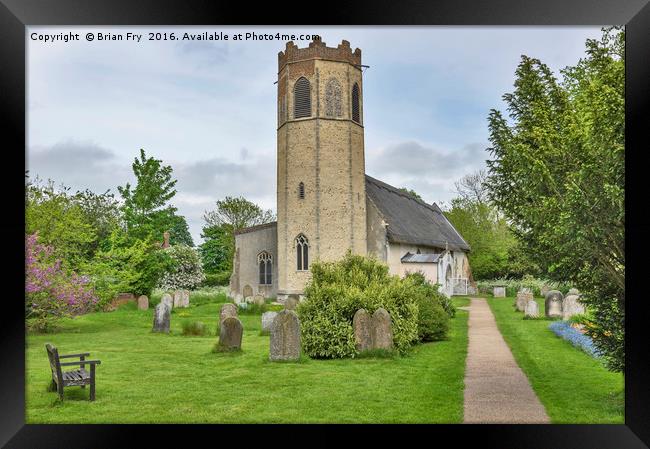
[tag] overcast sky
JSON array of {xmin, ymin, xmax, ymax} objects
[{"xmin": 27, "ymin": 26, "xmax": 603, "ymax": 244}]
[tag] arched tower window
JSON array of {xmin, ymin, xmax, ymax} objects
[
  {"xmin": 295, "ymin": 234, "xmax": 309, "ymax": 271},
  {"xmin": 298, "ymin": 182, "xmax": 305, "ymax": 199},
  {"xmin": 325, "ymin": 78, "xmax": 342, "ymax": 117},
  {"xmin": 351, "ymin": 82, "xmax": 360, "ymax": 123},
  {"xmin": 258, "ymin": 251, "xmax": 272, "ymax": 285},
  {"xmin": 294, "ymin": 77, "xmax": 311, "ymax": 118}
]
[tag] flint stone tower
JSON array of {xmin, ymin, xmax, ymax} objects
[{"xmin": 276, "ymin": 37, "xmax": 368, "ymax": 300}]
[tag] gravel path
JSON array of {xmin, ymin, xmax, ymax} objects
[{"xmin": 463, "ymin": 297, "xmax": 550, "ymax": 423}]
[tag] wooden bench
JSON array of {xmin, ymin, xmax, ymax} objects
[{"xmin": 45, "ymin": 343, "xmax": 101, "ymax": 401}]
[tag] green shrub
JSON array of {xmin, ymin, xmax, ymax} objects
[
  {"xmin": 404, "ymin": 271, "xmax": 455, "ymax": 318},
  {"xmin": 158, "ymin": 245, "xmax": 205, "ymax": 291},
  {"xmin": 414, "ymin": 295, "xmax": 450, "ymax": 342},
  {"xmin": 181, "ymin": 320, "xmax": 208, "ymax": 336},
  {"xmin": 202, "ymin": 271, "xmax": 231, "ymax": 287},
  {"xmin": 299, "ymin": 253, "xmax": 419, "ymax": 359}
]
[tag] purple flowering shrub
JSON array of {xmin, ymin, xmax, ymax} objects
[
  {"xmin": 548, "ymin": 320, "xmax": 602, "ymax": 359},
  {"xmin": 25, "ymin": 233, "xmax": 98, "ymax": 332}
]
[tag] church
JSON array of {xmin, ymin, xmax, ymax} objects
[{"xmin": 229, "ymin": 37, "xmax": 474, "ymax": 302}]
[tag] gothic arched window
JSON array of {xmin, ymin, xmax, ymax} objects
[
  {"xmin": 258, "ymin": 251, "xmax": 272, "ymax": 285},
  {"xmin": 351, "ymin": 82, "xmax": 360, "ymax": 123},
  {"xmin": 295, "ymin": 234, "xmax": 309, "ymax": 271},
  {"xmin": 294, "ymin": 77, "xmax": 311, "ymax": 118},
  {"xmin": 325, "ymin": 78, "xmax": 342, "ymax": 117}
]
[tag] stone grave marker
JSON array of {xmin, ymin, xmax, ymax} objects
[
  {"xmin": 540, "ymin": 284, "xmax": 551, "ymax": 297},
  {"xmin": 254, "ymin": 294, "xmax": 265, "ymax": 306},
  {"xmin": 493, "ymin": 286, "xmax": 506, "ymax": 298},
  {"xmin": 545, "ymin": 290, "xmax": 564, "ymax": 318},
  {"xmin": 516, "ymin": 289, "xmax": 534, "ymax": 312},
  {"xmin": 220, "ymin": 303, "xmax": 238, "ymax": 324},
  {"xmin": 161, "ymin": 293, "xmax": 173, "ymax": 310},
  {"xmin": 137, "ymin": 295, "xmax": 149, "ymax": 310},
  {"xmin": 261, "ymin": 311, "xmax": 278, "ymax": 333},
  {"xmin": 269, "ymin": 310, "xmax": 301, "ymax": 362},
  {"xmin": 284, "ymin": 296, "xmax": 299, "ymax": 310},
  {"xmin": 353, "ymin": 309, "xmax": 373, "ymax": 352},
  {"xmin": 152, "ymin": 302, "xmax": 171, "ymax": 333},
  {"xmin": 562, "ymin": 295, "xmax": 585, "ymax": 320},
  {"xmin": 524, "ymin": 299, "xmax": 540, "ymax": 318},
  {"xmin": 217, "ymin": 317, "xmax": 243, "ymax": 351},
  {"xmin": 371, "ymin": 308, "xmax": 394, "ymax": 350}
]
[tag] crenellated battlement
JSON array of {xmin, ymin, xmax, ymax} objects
[{"xmin": 278, "ymin": 36, "xmax": 361, "ymax": 72}]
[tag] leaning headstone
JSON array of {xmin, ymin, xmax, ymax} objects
[
  {"xmin": 152, "ymin": 302, "xmax": 171, "ymax": 333},
  {"xmin": 371, "ymin": 308, "xmax": 394, "ymax": 350},
  {"xmin": 137, "ymin": 295, "xmax": 149, "ymax": 311},
  {"xmin": 567, "ymin": 288, "xmax": 580, "ymax": 296},
  {"xmin": 540, "ymin": 284, "xmax": 551, "ymax": 297},
  {"xmin": 515, "ymin": 289, "xmax": 534, "ymax": 312},
  {"xmin": 493, "ymin": 286, "xmax": 506, "ymax": 298},
  {"xmin": 220, "ymin": 303, "xmax": 238, "ymax": 324},
  {"xmin": 254, "ymin": 294, "xmax": 265, "ymax": 306},
  {"xmin": 261, "ymin": 311, "xmax": 278, "ymax": 333},
  {"xmin": 545, "ymin": 290, "xmax": 564, "ymax": 318},
  {"xmin": 161, "ymin": 293, "xmax": 173, "ymax": 310},
  {"xmin": 180, "ymin": 290, "xmax": 190, "ymax": 308},
  {"xmin": 284, "ymin": 296, "xmax": 299, "ymax": 310},
  {"xmin": 524, "ymin": 299, "xmax": 540, "ymax": 319},
  {"xmin": 562, "ymin": 294, "xmax": 585, "ymax": 320},
  {"xmin": 217, "ymin": 317, "xmax": 243, "ymax": 352},
  {"xmin": 269, "ymin": 310, "xmax": 301, "ymax": 362},
  {"xmin": 353, "ymin": 309, "xmax": 373, "ymax": 352}
]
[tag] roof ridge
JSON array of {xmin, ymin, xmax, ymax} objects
[
  {"xmin": 365, "ymin": 174, "xmax": 441, "ymax": 214},
  {"xmin": 234, "ymin": 221, "xmax": 277, "ymax": 236}
]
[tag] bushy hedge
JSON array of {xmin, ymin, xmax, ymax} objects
[
  {"xmin": 404, "ymin": 272, "xmax": 452, "ymax": 342},
  {"xmin": 298, "ymin": 253, "xmax": 421, "ymax": 359},
  {"xmin": 157, "ymin": 244, "xmax": 205, "ymax": 291}
]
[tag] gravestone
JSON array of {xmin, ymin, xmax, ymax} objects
[
  {"xmin": 269, "ymin": 310, "xmax": 301, "ymax": 362},
  {"xmin": 220, "ymin": 303, "xmax": 238, "ymax": 324},
  {"xmin": 371, "ymin": 308, "xmax": 394, "ymax": 350},
  {"xmin": 524, "ymin": 299, "xmax": 540, "ymax": 318},
  {"xmin": 562, "ymin": 294, "xmax": 585, "ymax": 320},
  {"xmin": 284, "ymin": 296, "xmax": 299, "ymax": 310},
  {"xmin": 545, "ymin": 290, "xmax": 564, "ymax": 318},
  {"xmin": 173, "ymin": 290, "xmax": 190, "ymax": 308},
  {"xmin": 540, "ymin": 284, "xmax": 551, "ymax": 297},
  {"xmin": 353, "ymin": 309, "xmax": 373, "ymax": 352},
  {"xmin": 137, "ymin": 295, "xmax": 149, "ymax": 311},
  {"xmin": 493, "ymin": 286, "xmax": 506, "ymax": 298},
  {"xmin": 161, "ymin": 293, "xmax": 173, "ymax": 310},
  {"xmin": 515, "ymin": 289, "xmax": 534, "ymax": 312},
  {"xmin": 152, "ymin": 302, "xmax": 171, "ymax": 333},
  {"xmin": 242, "ymin": 285, "xmax": 253, "ymax": 298},
  {"xmin": 261, "ymin": 311, "xmax": 278, "ymax": 333},
  {"xmin": 254, "ymin": 294, "xmax": 265, "ymax": 306},
  {"xmin": 217, "ymin": 317, "xmax": 243, "ymax": 351},
  {"xmin": 567, "ymin": 288, "xmax": 580, "ymax": 296}
]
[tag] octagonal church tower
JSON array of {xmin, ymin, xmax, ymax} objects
[{"xmin": 276, "ymin": 37, "xmax": 367, "ymax": 299}]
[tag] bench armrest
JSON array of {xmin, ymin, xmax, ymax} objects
[
  {"xmin": 59, "ymin": 352, "xmax": 91, "ymax": 359},
  {"xmin": 59, "ymin": 360, "xmax": 101, "ymax": 367}
]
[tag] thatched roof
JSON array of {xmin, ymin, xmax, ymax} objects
[{"xmin": 365, "ymin": 175, "xmax": 470, "ymax": 252}]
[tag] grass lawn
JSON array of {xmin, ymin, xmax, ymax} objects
[
  {"xmin": 486, "ymin": 296, "xmax": 624, "ymax": 423},
  {"xmin": 26, "ymin": 296, "xmax": 469, "ymax": 423}
]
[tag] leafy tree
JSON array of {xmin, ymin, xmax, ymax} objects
[
  {"xmin": 26, "ymin": 178, "xmax": 97, "ymax": 270},
  {"xmin": 72, "ymin": 188, "xmax": 122, "ymax": 252},
  {"xmin": 157, "ymin": 244, "xmax": 205, "ymax": 290},
  {"xmin": 485, "ymin": 27, "xmax": 624, "ymax": 371},
  {"xmin": 117, "ymin": 149, "xmax": 178, "ymax": 241},
  {"xmin": 168, "ymin": 214, "xmax": 194, "ymax": 247},
  {"xmin": 200, "ymin": 196, "xmax": 275, "ymax": 276}
]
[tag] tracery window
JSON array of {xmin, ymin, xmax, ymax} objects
[
  {"xmin": 295, "ymin": 234, "xmax": 309, "ymax": 271},
  {"xmin": 258, "ymin": 251, "xmax": 272, "ymax": 285},
  {"xmin": 325, "ymin": 78, "xmax": 342, "ymax": 117}
]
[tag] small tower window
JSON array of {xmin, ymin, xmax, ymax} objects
[
  {"xmin": 294, "ymin": 77, "xmax": 311, "ymax": 119},
  {"xmin": 351, "ymin": 82, "xmax": 360, "ymax": 123},
  {"xmin": 325, "ymin": 78, "xmax": 342, "ymax": 118},
  {"xmin": 296, "ymin": 234, "xmax": 309, "ymax": 271},
  {"xmin": 298, "ymin": 182, "xmax": 305, "ymax": 199},
  {"xmin": 258, "ymin": 251, "xmax": 272, "ymax": 285}
]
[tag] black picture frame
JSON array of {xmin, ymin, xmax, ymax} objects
[{"xmin": 1, "ymin": 0, "xmax": 648, "ymax": 447}]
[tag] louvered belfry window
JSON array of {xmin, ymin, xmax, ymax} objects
[
  {"xmin": 298, "ymin": 182, "xmax": 305, "ymax": 199},
  {"xmin": 294, "ymin": 77, "xmax": 311, "ymax": 118},
  {"xmin": 351, "ymin": 83, "xmax": 360, "ymax": 123}
]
